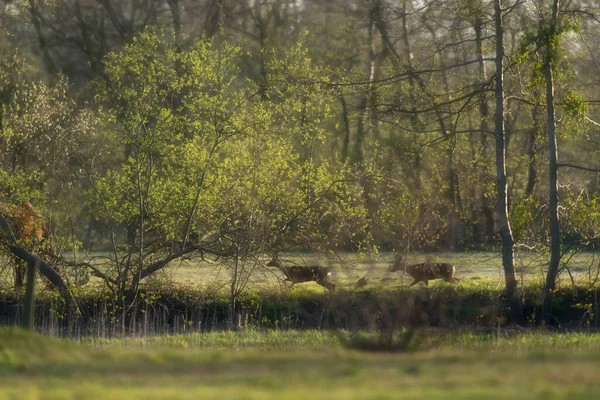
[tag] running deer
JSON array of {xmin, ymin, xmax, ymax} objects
[
  {"xmin": 267, "ymin": 254, "xmax": 336, "ymax": 292},
  {"xmin": 391, "ymin": 255, "xmax": 457, "ymax": 287}
]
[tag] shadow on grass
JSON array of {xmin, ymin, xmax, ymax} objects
[{"xmin": 337, "ymin": 328, "xmax": 423, "ymax": 353}]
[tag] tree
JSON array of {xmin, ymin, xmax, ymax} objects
[
  {"xmin": 494, "ymin": 0, "xmax": 523, "ymax": 324},
  {"xmin": 542, "ymin": 0, "xmax": 562, "ymax": 325},
  {"xmin": 0, "ymin": 53, "xmax": 92, "ymax": 321},
  {"xmin": 87, "ymin": 30, "xmax": 370, "ymax": 323}
]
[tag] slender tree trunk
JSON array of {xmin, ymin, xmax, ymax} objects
[
  {"xmin": 230, "ymin": 248, "xmax": 239, "ymax": 330},
  {"xmin": 339, "ymin": 96, "xmax": 351, "ymax": 162},
  {"xmin": 204, "ymin": 0, "xmax": 223, "ymax": 38},
  {"xmin": 474, "ymin": 11, "xmax": 494, "ymax": 245},
  {"xmin": 525, "ymin": 100, "xmax": 540, "ymax": 197},
  {"xmin": 168, "ymin": 0, "xmax": 182, "ymax": 43},
  {"xmin": 27, "ymin": 0, "xmax": 56, "ymax": 74},
  {"xmin": 353, "ymin": 4, "xmax": 378, "ymax": 164},
  {"xmin": 22, "ymin": 259, "xmax": 38, "ymax": 330},
  {"xmin": 494, "ymin": 0, "xmax": 523, "ymax": 324},
  {"xmin": 543, "ymin": 0, "xmax": 562, "ymax": 325},
  {"xmin": 400, "ymin": 0, "xmax": 423, "ymax": 191}
]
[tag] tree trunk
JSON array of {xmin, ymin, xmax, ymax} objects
[
  {"xmin": 474, "ymin": 11, "xmax": 495, "ymax": 246},
  {"xmin": 542, "ymin": 0, "xmax": 562, "ymax": 326},
  {"xmin": 204, "ymin": 0, "xmax": 223, "ymax": 39},
  {"xmin": 22, "ymin": 259, "xmax": 38, "ymax": 330},
  {"xmin": 230, "ymin": 249, "xmax": 240, "ymax": 330},
  {"xmin": 339, "ymin": 96, "xmax": 351, "ymax": 161},
  {"xmin": 168, "ymin": 0, "xmax": 182, "ymax": 43},
  {"xmin": 352, "ymin": 4, "xmax": 378, "ymax": 164},
  {"xmin": 27, "ymin": 0, "xmax": 56, "ymax": 74},
  {"xmin": 525, "ymin": 99, "xmax": 541, "ymax": 197},
  {"xmin": 0, "ymin": 213, "xmax": 75, "ymax": 311},
  {"xmin": 494, "ymin": 0, "xmax": 523, "ymax": 324}
]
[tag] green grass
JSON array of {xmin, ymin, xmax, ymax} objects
[
  {"xmin": 3, "ymin": 250, "xmax": 599, "ymax": 295},
  {"xmin": 43, "ymin": 250, "xmax": 600, "ymax": 293},
  {"xmin": 84, "ymin": 328, "xmax": 600, "ymax": 353},
  {"xmin": 2, "ymin": 328, "xmax": 600, "ymax": 399}
]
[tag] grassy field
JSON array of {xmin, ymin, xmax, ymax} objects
[
  {"xmin": 2, "ymin": 327, "xmax": 600, "ymax": 399},
  {"xmin": 2, "ymin": 250, "xmax": 599, "ymax": 294},
  {"xmin": 71, "ymin": 250, "xmax": 600, "ymax": 292}
]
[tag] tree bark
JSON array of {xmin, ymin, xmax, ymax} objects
[
  {"xmin": 0, "ymin": 213, "xmax": 73, "ymax": 300},
  {"xmin": 525, "ymin": 98, "xmax": 540, "ymax": 197},
  {"xmin": 22, "ymin": 259, "xmax": 38, "ymax": 330},
  {"xmin": 27, "ymin": 0, "xmax": 56, "ymax": 74},
  {"xmin": 339, "ymin": 96, "xmax": 351, "ymax": 161},
  {"xmin": 204, "ymin": 0, "xmax": 223, "ymax": 39},
  {"xmin": 168, "ymin": 0, "xmax": 182, "ymax": 43},
  {"xmin": 494, "ymin": 0, "xmax": 523, "ymax": 324},
  {"xmin": 474, "ymin": 12, "xmax": 494, "ymax": 245},
  {"xmin": 352, "ymin": 3, "xmax": 378, "ymax": 164},
  {"xmin": 542, "ymin": 0, "xmax": 562, "ymax": 325}
]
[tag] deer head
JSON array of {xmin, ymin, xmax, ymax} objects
[{"xmin": 267, "ymin": 253, "xmax": 280, "ymax": 267}]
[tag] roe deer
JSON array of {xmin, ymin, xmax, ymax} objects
[
  {"xmin": 267, "ymin": 254, "xmax": 336, "ymax": 292},
  {"xmin": 391, "ymin": 255, "xmax": 456, "ymax": 287}
]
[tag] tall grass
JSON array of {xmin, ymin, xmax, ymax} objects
[
  {"xmin": 3, "ymin": 327, "xmax": 600, "ymax": 399},
  {"xmin": 71, "ymin": 327, "xmax": 600, "ymax": 355}
]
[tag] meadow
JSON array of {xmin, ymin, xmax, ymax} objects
[
  {"xmin": 1, "ymin": 327, "xmax": 600, "ymax": 399},
  {"xmin": 1, "ymin": 252, "xmax": 600, "ymax": 398},
  {"xmin": 75, "ymin": 250, "xmax": 600, "ymax": 292},
  {"xmin": 2, "ymin": 250, "xmax": 600, "ymax": 337}
]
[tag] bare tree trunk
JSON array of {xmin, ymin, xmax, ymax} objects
[
  {"xmin": 494, "ymin": 0, "xmax": 523, "ymax": 324},
  {"xmin": 352, "ymin": 3, "xmax": 378, "ymax": 164},
  {"xmin": 27, "ymin": 0, "xmax": 56, "ymax": 74},
  {"xmin": 400, "ymin": 0, "xmax": 423, "ymax": 191},
  {"xmin": 204, "ymin": 0, "xmax": 223, "ymax": 39},
  {"xmin": 230, "ymin": 247, "xmax": 239, "ymax": 330},
  {"xmin": 525, "ymin": 99, "xmax": 541, "ymax": 197},
  {"xmin": 474, "ymin": 11, "xmax": 494, "ymax": 246},
  {"xmin": 339, "ymin": 96, "xmax": 351, "ymax": 161},
  {"xmin": 543, "ymin": 0, "xmax": 562, "ymax": 325},
  {"xmin": 22, "ymin": 259, "xmax": 38, "ymax": 330},
  {"xmin": 168, "ymin": 0, "xmax": 182, "ymax": 43}
]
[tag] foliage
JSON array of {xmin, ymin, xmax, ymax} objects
[
  {"xmin": 81, "ymin": 29, "xmax": 371, "ymax": 311},
  {"xmin": 1, "ymin": 0, "xmax": 600, "ymax": 329}
]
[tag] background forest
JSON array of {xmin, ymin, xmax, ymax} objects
[{"xmin": 0, "ymin": 0, "xmax": 599, "ymax": 329}]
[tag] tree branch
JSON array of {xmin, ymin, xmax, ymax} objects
[
  {"xmin": 0, "ymin": 213, "xmax": 75, "ymax": 309},
  {"xmin": 557, "ymin": 163, "xmax": 600, "ymax": 172}
]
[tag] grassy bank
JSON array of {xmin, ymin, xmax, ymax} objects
[
  {"xmin": 2, "ymin": 278, "xmax": 600, "ymax": 336},
  {"xmin": 2, "ymin": 251, "xmax": 600, "ymax": 336},
  {"xmin": 1, "ymin": 328, "xmax": 600, "ymax": 399}
]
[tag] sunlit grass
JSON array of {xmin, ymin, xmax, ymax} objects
[
  {"xmin": 1, "ymin": 327, "xmax": 600, "ymax": 399},
  {"xmin": 79, "ymin": 327, "xmax": 600, "ymax": 354},
  {"xmin": 3, "ymin": 250, "xmax": 599, "ymax": 295}
]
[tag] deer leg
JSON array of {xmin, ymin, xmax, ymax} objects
[
  {"xmin": 423, "ymin": 280, "xmax": 429, "ymax": 286},
  {"xmin": 317, "ymin": 280, "xmax": 335, "ymax": 292}
]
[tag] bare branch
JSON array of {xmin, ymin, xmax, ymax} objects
[{"xmin": 557, "ymin": 163, "xmax": 600, "ymax": 172}]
